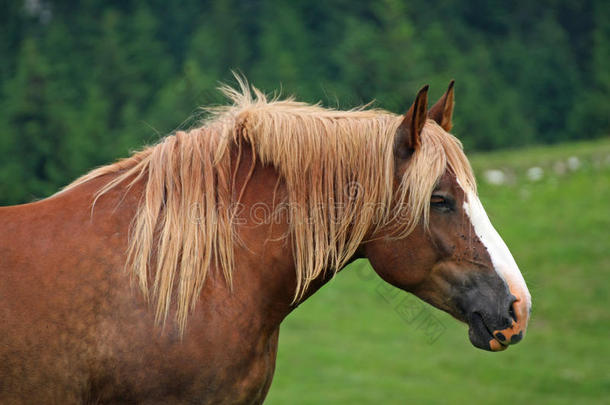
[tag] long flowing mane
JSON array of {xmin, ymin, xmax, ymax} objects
[{"xmin": 64, "ymin": 77, "xmax": 476, "ymax": 332}]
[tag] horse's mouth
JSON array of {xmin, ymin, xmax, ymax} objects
[{"xmin": 467, "ymin": 313, "xmax": 508, "ymax": 352}]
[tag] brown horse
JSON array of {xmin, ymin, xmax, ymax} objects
[{"xmin": 0, "ymin": 78, "xmax": 531, "ymax": 404}]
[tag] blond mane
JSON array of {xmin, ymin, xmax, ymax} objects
[{"xmin": 65, "ymin": 77, "xmax": 476, "ymax": 332}]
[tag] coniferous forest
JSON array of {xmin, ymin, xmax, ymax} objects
[{"xmin": 1, "ymin": 0, "xmax": 608, "ymax": 204}]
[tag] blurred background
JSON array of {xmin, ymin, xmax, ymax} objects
[{"xmin": 1, "ymin": 0, "xmax": 608, "ymax": 403}]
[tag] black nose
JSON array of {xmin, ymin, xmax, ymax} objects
[
  {"xmin": 466, "ymin": 293, "xmax": 522, "ymax": 350},
  {"xmin": 457, "ymin": 272, "xmax": 529, "ymax": 351}
]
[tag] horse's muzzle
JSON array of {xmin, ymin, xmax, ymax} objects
[{"xmin": 467, "ymin": 293, "xmax": 530, "ymax": 352}]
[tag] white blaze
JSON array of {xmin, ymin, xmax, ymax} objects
[{"xmin": 461, "ymin": 189, "xmax": 532, "ymax": 308}]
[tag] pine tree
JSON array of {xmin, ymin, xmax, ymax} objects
[{"xmin": 0, "ymin": 39, "xmax": 58, "ymax": 203}]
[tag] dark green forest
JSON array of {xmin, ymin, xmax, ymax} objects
[{"xmin": 1, "ymin": 0, "xmax": 608, "ymax": 204}]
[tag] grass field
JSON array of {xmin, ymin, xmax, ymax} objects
[{"xmin": 265, "ymin": 138, "xmax": 610, "ymax": 404}]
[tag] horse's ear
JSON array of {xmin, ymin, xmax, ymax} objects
[
  {"xmin": 428, "ymin": 80, "xmax": 455, "ymax": 132},
  {"xmin": 394, "ymin": 85, "xmax": 429, "ymax": 159}
]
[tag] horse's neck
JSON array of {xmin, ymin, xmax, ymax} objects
[
  {"xmin": 235, "ymin": 152, "xmax": 363, "ymax": 321},
  {"xmin": 231, "ymin": 148, "xmax": 365, "ymax": 323}
]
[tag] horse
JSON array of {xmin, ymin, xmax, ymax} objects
[{"xmin": 0, "ymin": 78, "xmax": 531, "ymax": 404}]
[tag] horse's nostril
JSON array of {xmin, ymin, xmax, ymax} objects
[
  {"xmin": 508, "ymin": 301, "xmax": 518, "ymax": 323},
  {"xmin": 510, "ymin": 331, "xmax": 523, "ymax": 344}
]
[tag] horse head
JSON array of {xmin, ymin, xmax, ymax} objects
[{"xmin": 365, "ymin": 83, "xmax": 531, "ymax": 351}]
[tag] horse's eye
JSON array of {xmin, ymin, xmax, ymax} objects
[
  {"xmin": 430, "ymin": 194, "xmax": 453, "ymax": 211},
  {"xmin": 431, "ymin": 195, "xmax": 446, "ymax": 205}
]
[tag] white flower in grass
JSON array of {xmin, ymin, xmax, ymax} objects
[
  {"xmin": 484, "ymin": 169, "xmax": 506, "ymax": 185},
  {"xmin": 567, "ymin": 156, "xmax": 581, "ymax": 171},
  {"xmin": 526, "ymin": 167, "xmax": 544, "ymax": 181}
]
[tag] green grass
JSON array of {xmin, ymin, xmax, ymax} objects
[{"xmin": 266, "ymin": 138, "xmax": 610, "ymax": 404}]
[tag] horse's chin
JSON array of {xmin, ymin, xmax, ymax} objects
[{"xmin": 467, "ymin": 313, "xmax": 508, "ymax": 352}]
